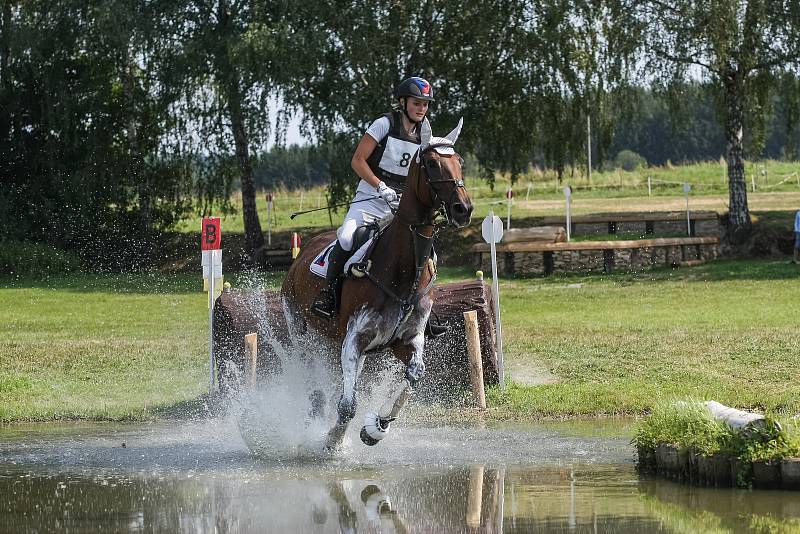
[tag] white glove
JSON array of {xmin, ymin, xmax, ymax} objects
[{"xmin": 376, "ymin": 181, "xmax": 398, "ymax": 204}]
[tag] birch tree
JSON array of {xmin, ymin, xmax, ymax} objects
[{"xmin": 635, "ymin": 0, "xmax": 800, "ymax": 232}]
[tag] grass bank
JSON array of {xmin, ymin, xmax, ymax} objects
[
  {"xmin": 1, "ymin": 259, "xmax": 798, "ymax": 423},
  {"xmin": 477, "ymin": 259, "xmax": 800, "ymax": 418}
]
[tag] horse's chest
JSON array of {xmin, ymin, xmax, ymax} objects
[{"xmin": 350, "ymin": 298, "xmax": 432, "ymax": 350}]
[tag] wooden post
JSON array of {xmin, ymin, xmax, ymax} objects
[
  {"xmin": 244, "ymin": 332, "xmax": 257, "ymax": 387},
  {"xmin": 466, "ymin": 465, "xmax": 484, "ymax": 529},
  {"xmin": 464, "ymin": 310, "xmax": 486, "ymax": 409}
]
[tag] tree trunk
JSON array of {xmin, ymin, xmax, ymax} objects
[
  {"xmin": 0, "ymin": 0, "xmax": 12, "ymax": 141},
  {"xmin": 122, "ymin": 47, "xmax": 151, "ymax": 230},
  {"xmin": 217, "ymin": 1, "xmax": 265, "ymax": 262},
  {"xmin": 724, "ymin": 71, "xmax": 751, "ymax": 231},
  {"xmin": 226, "ymin": 79, "xmax": 265, "ymax": 259}
]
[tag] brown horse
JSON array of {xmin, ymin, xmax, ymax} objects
[{"xmin": 281, "ymin": 120, "xmax": 473, "ymax": 449}]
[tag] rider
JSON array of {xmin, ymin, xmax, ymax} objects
[{"xmin": 312, "ymin": 76, "xmax": 434, "ymax": 319}]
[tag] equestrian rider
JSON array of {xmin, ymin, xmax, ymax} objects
[{"xmin": 312, "ymin": 77, "xmax": 434, "ymax": 319}]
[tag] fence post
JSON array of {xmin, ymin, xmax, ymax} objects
[
  {"xmin": 245, "ymin": 333, "xmax": 257, "ymax": 387},
  {"xmin": 464, "ymin": 310, "xmax": 486, "ymax": 409}
]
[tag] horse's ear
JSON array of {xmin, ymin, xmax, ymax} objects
[
  {"xmin": 445, "ymin": 117, "xmax": 463, "ymax": 144},
  {"xmin": 418, "ymin": 118, "xmax": 432, "ymax": 160}
]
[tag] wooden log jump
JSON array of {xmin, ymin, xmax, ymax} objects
[{"xmin": 212, "ymin": 279, "xmax": 500, "ymax": 396}]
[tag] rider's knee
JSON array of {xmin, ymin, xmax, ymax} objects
[{"xmin": 336, "ymin": 223, "xmax": 356, "ymax": 251}]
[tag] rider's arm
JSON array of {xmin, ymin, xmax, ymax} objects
[{"xmin": 351, "ymin": 134, "xmax": 381, "ymax": 189}]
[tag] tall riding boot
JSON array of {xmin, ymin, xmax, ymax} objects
[{"xmin": 312, "ymin": 242, "xmax": 349, "ymax": 319}]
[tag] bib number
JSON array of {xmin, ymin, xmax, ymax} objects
[{"xmin": 379, "ymin": 137, "xmax": 420, "ymax": 177}]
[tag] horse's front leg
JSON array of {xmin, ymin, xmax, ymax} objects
[
  {"xmin": 359, "ymin": 332, "xmax": 426, "ymax": 446},
  {"xmin": 324, "ymin": 327, "xmax": 369, "ymax": 450}
]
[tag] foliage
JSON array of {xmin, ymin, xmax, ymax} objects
[
  {"xmin": 0, "ymin": 241, "xmax": 81, "ymax": 276},
  {"xmin": 0, "ymin": 0, "xmax": 199, "ymax": 247},
  {"xmin": 253, "ymin": 144, "xmax": 330, "ymax": 190},
  {"xmin": 741, "ymin": 422, "xmax": 800, "ymax": 462},
  {"xmin": 613, "ymin": 149, "xmax": 647, "ymax": 171},
  {"xmin": 284, "ymin": 0, "xmax": 638, "ymax": 201}
]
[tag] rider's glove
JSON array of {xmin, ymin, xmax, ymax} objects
[{"xmin": 376, "ymin": 181, "xmax": 398, "ymax": 204}]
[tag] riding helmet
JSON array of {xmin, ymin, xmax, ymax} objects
[{"xmin": 394, "ymin": 77, "xmax": 435, "ymax": 101}]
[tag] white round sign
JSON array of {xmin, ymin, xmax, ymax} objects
[
  {"xmin": 683, "ymin": 183, "xmax": 691, "ymax": 193},
  {"xmin": 482, "ymin": 215, "xmax": 504, "ymax": 244},
  {"xmin": 563, "ymin": 185, "xmax": 572, "ymax": 198}
]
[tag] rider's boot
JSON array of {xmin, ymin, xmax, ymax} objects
[{"xmin": 311, "ymin": 242, "xmax": 349, "ymax": 319}]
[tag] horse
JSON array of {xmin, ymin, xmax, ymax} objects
[{"xmin": 281, "ymin": 119, "xmax": 473, "ymax": 450}]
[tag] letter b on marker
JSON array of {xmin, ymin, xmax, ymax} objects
[{"xmin": 201, "ymin": 217, "xmax": 221, "ymax": 250}]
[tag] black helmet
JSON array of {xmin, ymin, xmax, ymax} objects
[{"xmin": 394, "ymin": 77, "xmax": 434, "ymax": 101}]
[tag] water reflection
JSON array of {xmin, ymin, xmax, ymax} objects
[{"xmin": 1, "ymin": 422, "xmax": 799, "ymax": 532}]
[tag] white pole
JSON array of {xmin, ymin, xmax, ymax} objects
[
  {"xmin": 565, "ymin": 192, "xmax": 572, "ymax": 242},
  {"xmin": 684, "ymin": 183, "xmax": 691, "ymax": 236},
  {"xmin": 526, "ymin": 183, "xmax": 532, "ymax": 201},
  {"xmin": 208, "ymin": 270, "xmax": 215, "ymax": 392},
  {"xmin": 488, "ymin": 209, "xmax": 505, "ymax": 388},
  {"xmin": 299, "ymin": 191, "xmax": 304, "ymax": 211},
  {"xmin": 506, "ymin": 190, "xmax": 512, "ymax": 230},
  {"xmin": 587, "ymin": 114, "xmax": 592, "ymax": 185},
  {"xmin": 751, "ymin": 175, "xmax": 756, "ymax": 193},
  {"xmin": 648, "ymin": 176, "xmax": 652, "ymax": 196}
]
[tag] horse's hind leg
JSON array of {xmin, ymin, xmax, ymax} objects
[{"xmin": 360, "ymin": 333, "xmax": 426, "ymax": 446}]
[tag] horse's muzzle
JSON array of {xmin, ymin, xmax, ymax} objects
[{"xmin": 449, "ymin": 201, "xmax": 473, "ymax": 227}]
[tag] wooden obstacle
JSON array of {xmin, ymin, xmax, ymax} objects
[
  {"xmin": 473, "ymin": 236, "xmax": 720, "ymax": 275},
  {"xmin": 212, "ymin": 279, "xmax": 499, "ymax": 400}
]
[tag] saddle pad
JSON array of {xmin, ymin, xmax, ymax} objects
[
  {"xmin": 309, "ymin": 235, "xmax": 438, "ymax": 279},
  {"xmin": 309, "ymin": 238, "xmax": 373, "ymax": 279}
]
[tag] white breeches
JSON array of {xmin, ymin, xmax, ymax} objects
[{"xmin": 336, "ymin": 190, "xmax": 393, "ymax": 251}]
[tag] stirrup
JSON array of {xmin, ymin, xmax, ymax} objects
[
  {"xmin": 349, "ymin": 260, "xmax": 371, "ymax": 278},
  {"xmin": 311, "ymin": 289, "xmax": 336, "ymax": 320}
]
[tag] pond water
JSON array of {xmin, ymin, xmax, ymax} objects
[{"xmin": 1, "ymin": 419, "xmax": 798, "ymax": 533}]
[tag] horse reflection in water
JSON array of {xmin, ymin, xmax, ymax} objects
[{"xmin": 282, "ymin": 119, "xmax": 473, "ymax": 449}]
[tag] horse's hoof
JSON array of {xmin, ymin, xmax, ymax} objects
[
  {"xmin": 361, "ymin": 411, "xmax": 388, "ymax": 446},
  {"xmin": 308, "ymin": 389, "xmax": 326, "ymax": 419},
  {"xmin": 360, "ymin": 426, "xmax": 380, "ymax": 446}
]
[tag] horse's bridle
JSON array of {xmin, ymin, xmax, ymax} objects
[{"xmin": 418, "ymin": 144, "xmax": 466, "ymax": 227}]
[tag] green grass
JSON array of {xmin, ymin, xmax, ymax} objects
[
  {"xmin": 0, "ymin": 273, "xmax": 282, "ymax": 423},
  {"xmin": 1, "ymin": 259, "xmax": 799, "ymax": 423},
  {"xmin": 483, "ymin": 259, "xmax": 800, "ymax": 418},
  {"xmin": 633, "ymin": 401, "xmax": 800, "ymax": 467}
]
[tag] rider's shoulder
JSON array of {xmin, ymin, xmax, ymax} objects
[{"xmin": 365, "ymin": 115, "xmax": 391, "ymax": 141}]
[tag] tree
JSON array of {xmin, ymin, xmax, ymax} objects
[
  {"xmin": 285, "ymin": 0, "xmax": 635, "ymax": 201},
  {"xmin": 159, "ymin": 0, "xmax": 298, "ymax": 262},
  {"xmin": 634, "ymin": 0, "xmax": 800, "ymax": 232},
  {"xmin": 0, "ymin": 0, "xmax": 196, "ymax": 254}
]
